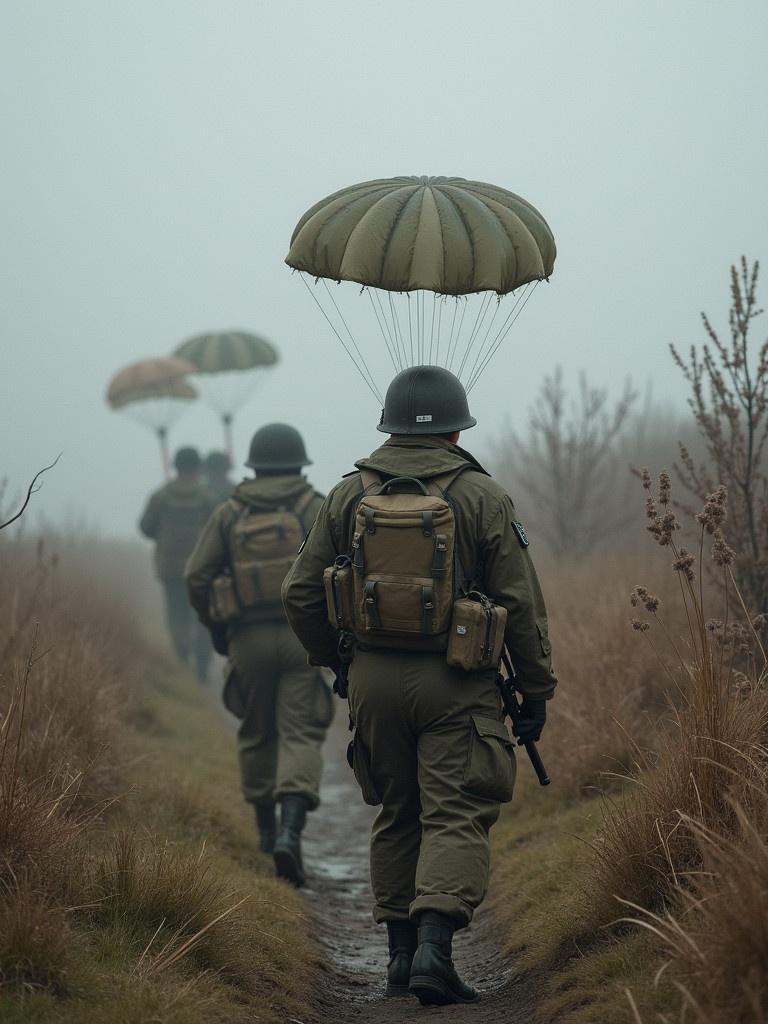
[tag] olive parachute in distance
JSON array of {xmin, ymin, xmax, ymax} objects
[
  {"xmin": 173, "ymin": 331, "xmax": 278, "ymax": 457},
  {"xmin": 106, "ymin": 357, "xmax": 198, "ymax": 478},
  {"xmin": 285, "ymin": 175, "xmax": 556, "ymax": 401}
]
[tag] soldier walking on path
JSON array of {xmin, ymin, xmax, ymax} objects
[
  {"xmin": 185, "ymin": 424, "xmax": 334, "ymax": 884},
  {"xmin": 203, "ymin": 450, "xmax": 235, "ymax": 504},
  {"xmin": 139, "ymin": 446, "xmax": 215, "ymax": 681},
  {"xmin": 282, "ymin": 366, "xmax": 557, "ymax": 1005}
]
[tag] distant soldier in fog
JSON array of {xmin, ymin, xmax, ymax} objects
[
  {"xmin": 139, "ymin": 446, "xmax": 216, "ymax": 681},
  {"xmin": 204, "ymin": 450, "xmax": 235, "ymax": 504},
  {"xmin": 185, "ymin": 424, "xmax": 333, "ymax": 885}
]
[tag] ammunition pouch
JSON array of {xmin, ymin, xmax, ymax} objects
[{"xmin": 447, "ymin": 591, "xmax": 507, "ymax": 672}]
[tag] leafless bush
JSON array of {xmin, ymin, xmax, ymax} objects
[
  {"xmin": 491, "ymin": 367, "xmax": 643, "ymax": 557},
  {"xmin": 672, "ymin": 257, "xmax": 768, "ymax": 616}
]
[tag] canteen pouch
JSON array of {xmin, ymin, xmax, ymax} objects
[
  {"xmin": 447, "ymin": 592, "xmax": 508, "ymax": 671},
  {"xmin": 209, "ymin": 574, "xmax": 241, "ymax": 624},
  {"xmin": 323, "ymin": 556, "xmax": 355, "ymax": 631}
]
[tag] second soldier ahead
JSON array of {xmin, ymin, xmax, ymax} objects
[
  {"xmin": 139, "ymin": 446, "xmax": 215, "ymax": 682},
  {"xmin": 185, "ymin": 424, "xmax": 334, "ymax": 885},
  {"xmin": 283, "ymin": 366, "xmax": 557, "ymax": 1006}
]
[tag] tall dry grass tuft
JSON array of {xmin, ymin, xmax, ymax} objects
[
  {"xmin": 0, "ymin": 534, "xmax": 146, "ymax": 994},
  {"xmin": 587, "ymin": 472, "xmax": 768, "ymax": 930},
  {"xmin": 627, "ymin": 797, "xmax": 768, "ymax": 1024}
]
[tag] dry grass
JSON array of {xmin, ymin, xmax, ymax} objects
[{"xmin": 0, "ymin": 532, "xmax": 317, "ymax": 1021}]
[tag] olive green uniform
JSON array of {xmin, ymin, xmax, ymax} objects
[
  {"xmin": 282, "ymin": 437, "xmax": 556, "ymax": 926},
  {"xmin": 139, "ymin": 478, "xmax": 216, "ymax": 676},
  {"xmin": 185, "ymin": 475, "xmax": 334, "ymax": 809}
]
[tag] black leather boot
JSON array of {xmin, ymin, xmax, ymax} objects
[
  {"xmin": 254, "ymin": 801, "xmax": 276, "ymax": 854},
  {"xmin": 273, "ymin": 796, "xmax": 308, "ymax": 887},
  {"xmin": 385, "ymin": 920, "xmax": 418, "ymax": 997},
  {"xmin": 408, "ymin": 911, "xmax": 479, "ymax": 1005}
]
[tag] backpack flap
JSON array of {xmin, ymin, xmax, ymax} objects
[{"xmin": 350, "ymin": 476, "xmax": 456, "ymax": 649}]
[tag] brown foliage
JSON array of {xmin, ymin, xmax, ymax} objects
[{"xmin": 671, "ymin": 257, "xmax": 768, "ymax": 616}]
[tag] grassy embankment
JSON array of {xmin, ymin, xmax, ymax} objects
[
  {"xmin": 0, "ymin": 536, "xmax": 317, "ymax": 1024},
  {"xmin": 489, "ymin": 478, "xmax": 768, "ymax": 1024}
]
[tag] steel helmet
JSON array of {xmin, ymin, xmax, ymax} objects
[
  {"xmin": 377, "ymin": 365, "xmax": 477, "ymax": 434},
  {"xmin": 173, "ymin": 446, "xmax": 201, "ymax": 472},
  {"xmin": 245, "ymin": 423, "xmax": 312, "ymax": 471}
]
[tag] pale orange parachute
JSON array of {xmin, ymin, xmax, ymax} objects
[{"xmin": 106, "ymin": 357, "xmax": 198, "ymax": 478}]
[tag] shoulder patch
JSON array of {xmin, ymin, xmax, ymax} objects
[{"xmin": 512, "ymin": 520, "xmax": 529, "ymax": 548}]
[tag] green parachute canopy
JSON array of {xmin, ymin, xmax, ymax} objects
[
  {"xmin": 173, "ymin": 331, "xmax": 279, "ymax": 455},
  {"xmin": 286, "ymin": 176, "xmax": 555, "ymax": 296},
  {"xmin": 285, "ymin": 176, "xmax": 556, "ymax": 400}
]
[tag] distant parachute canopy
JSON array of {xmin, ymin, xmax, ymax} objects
[
  {"xmin": 106, "ymin": 357, "xmax": 198, "ymax": 478},
  {"xmin": 173, "ymin": 331, "xmax": 279, "ymax": 456},
  {"xmin": 286, "ymin": 175, "xmax": 556, "ymax": 400}
]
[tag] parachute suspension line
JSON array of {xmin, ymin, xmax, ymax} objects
[
  {"xmin": 428, "ymin": 293, "xmax": 437, "ymax": 364},
  {"xmin": 462, "ymin": 294, "xmax": 504, "ymax": 391},
  {"xmin": 434, "ymin": 295, "xmax": 444, "ymax": 366},
  {"xmin": 455, "ymin": 292, "xmax": 494, "ymax": 381},
  {"xmin": 377, "ymin": 290, "xmax": 405, "ymax": 369},
  {"xmin": 421, "ymin": 292, "xmax": 428, "ymax": 364},
  {"xmin": 367, "ymin": 289, "xmax": 400, "ymax": 373},
  {"xmin": 387, "ymin": 293, "xmax": 408, "ymax": 373},
  {"xmin": 406, "ymin": 293, "xmax": 414, "ymax": 365},
  {"xmin": 466, "ymin": 281, "xmax": 540, "ymax": 393},
  {"xmin": 319, "ymin": 279, "xmax": 384, "ymax": 402},
  {"xmin": 300, "ymin": 276, "xmax": 383, "ymax": 403},
  {"xmin": 443, "ymin": 298, "xmax": 458, "ymax": 370},
  {"xmin": 447, "ymin": 298, "xmax": 469, "ymax": 373}
]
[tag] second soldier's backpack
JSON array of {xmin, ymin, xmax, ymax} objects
[
  {"xmin": 210, "ymin": 486, "xmax": 315, "ymax": 622},
  {"xmin": 324, "ymin": 469, "xmax": 465, "ymax": 652}
]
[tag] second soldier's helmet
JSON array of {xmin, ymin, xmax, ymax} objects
[
  {"xmin": 377, "ymin": 365, "xmax": 477, "ymax": 435},
  {"xmin": 245, "ymin": 423, "xmax": 312, "ymax": 471},
  {"xmin": 173, "ymin": 446, "xmax": 202, "ymax": 473},
  {"xmin": 204, "ymin": 451, "xmax": 231, "ymax": 475}
]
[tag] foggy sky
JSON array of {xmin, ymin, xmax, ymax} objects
[{"xmin": 2, "ymin": 1, "xmax": 767, "ymax": 538}]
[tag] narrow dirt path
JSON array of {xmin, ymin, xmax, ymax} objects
[{"xmin": 301, "ymin": 714, "xmax": 538, "ymax": 1023}]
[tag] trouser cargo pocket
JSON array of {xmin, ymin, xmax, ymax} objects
[
  {"xmin": 463, "ymin": 715, "xmax": 516, "ymax": 802},
  {"xmin": 347, "ymin": 732, "xmax": 382, "ymax": 806},
  {"xmin": 222, "ymin": 662, "xmax": 247, "ymax": 719}
]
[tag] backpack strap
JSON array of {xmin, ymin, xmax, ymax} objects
[
  {"xmin": 291, "ymin": 485, "xmax": 318, "ymax": 532},
  {"xmin": 425, "ymin": 465, "xmax": 469, "ymax": 497},
  {"xmin": 358, "ymin": 469, "xmax": 383, "ymax": 492}
]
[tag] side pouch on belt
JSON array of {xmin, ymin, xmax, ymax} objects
[
  {"xmin": 447, "ymin": 593, "xmax": 508, "ymax": 671},
  {"xmin": 209, "ymin": 574, "xmax": 241, "ymax": 624},
  {"xmin": 346, "ymin": 732, "xmax": 381, "ymax": 806},
  {"xmin": 463, "ymin": 714, "xmax": 516, "ymax": 803},
  {"xmin": 323, "ymin": 556, "xmax": 355, "ymax": 631}
]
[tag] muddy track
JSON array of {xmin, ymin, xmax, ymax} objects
[{"xmin": 301, "ymin": 714, "xmax": 538, "ymax": 1023}]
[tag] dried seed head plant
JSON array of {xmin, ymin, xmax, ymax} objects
[
  {"xmin": 671, "ymin": 257, "xmax": 768, "ymax": 622},
  {"xmin": 586, "ymin": 472, "xmax": 768, "ymax": 931}
]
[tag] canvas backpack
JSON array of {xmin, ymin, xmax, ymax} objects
[
  {"xmin": 324, "ymin": 468, "xmax": 466, "ymax": 652},
  {"xmin": 210, "ymin": 486, "xmax": 315, "ymax": 622}
]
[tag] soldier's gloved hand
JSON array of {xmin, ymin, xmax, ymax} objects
[{"xmin": 513, "ymin": 697, "xmax": 547, "ymax": 745}]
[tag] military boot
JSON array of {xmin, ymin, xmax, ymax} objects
[
  {"xmin": 253, "ymin": 801, "xmax": 276, "ymax": 854},
  {"xmin": 408, "ymin": 911, "xmax": 479, "ymax": 1005},
  {"xmin": 273, "ymin": 796, "xmax": 307, "ymax": 887},
  {"xmin": 385, "ymin": 920, "xmax": 418, "ymax": 997}
]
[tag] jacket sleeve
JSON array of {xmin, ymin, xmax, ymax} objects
[
  {"xmin": 139, "ymin": 491, "xmax": 161, "ymax": 539},
  {"xmin": 282, "ymin": 497, "xmax": 340, "ymax": 669},
  {"xmin": 184, "ymin": 506, "xmax": 231, "ymax": 627},
  {"xmin": 481, "ymin": 496, "xmax": 557, "ymax": 700}
]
